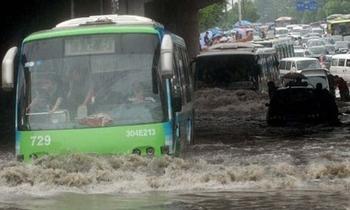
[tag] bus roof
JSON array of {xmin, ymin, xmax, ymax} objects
[
  {"xmin": 208, "ymin": 42, "xmax": 263, "ymax": 50},
  {"xmin": 55, "ymin": 15, "xmax": 162, "ymax": 28},
  {"xmin": 24, "ymin": 15, "xmax": 163, "ymax": 43},
  {"xmin": 327, "ymin": 14, "xmax": 350, "ymax": 21},
  {"xmin": 198, "ymin": 42, "xmax": 276, "ymax": 57},
  {"xmin": 327, "ymin": 19, "xmax": 350, "ymax": 24}
]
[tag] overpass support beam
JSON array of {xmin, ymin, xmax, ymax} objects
[{"xmin": 145, "ymin": 0, "xmax": 200, "ymax": 58}]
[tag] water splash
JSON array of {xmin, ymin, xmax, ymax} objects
[{"xmin": 1, "ymin": 154, "xmax": 350, "ymax": 195}]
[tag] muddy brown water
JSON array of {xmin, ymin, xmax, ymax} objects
[{"xmin": 2, "ymin": 89, "xmax": 350, "ymax": 209}]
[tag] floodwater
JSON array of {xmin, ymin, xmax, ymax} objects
[{"xmin": 2, "ymin": 89, "xmax": 350, "ymax": 209}]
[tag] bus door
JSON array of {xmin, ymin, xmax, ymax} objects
[{"xmin": 172, "ymin": 44, "xmax": 194, "ymax": 151}]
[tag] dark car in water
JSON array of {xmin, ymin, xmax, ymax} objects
[{"xmin": 266, "ymin": 86, "xmax": 338, "ymax": 125}]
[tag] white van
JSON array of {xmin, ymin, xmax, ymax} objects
[
  {"xmin": 278, "ymin": 57, "xmax": 322, "ymax": 76},
  {"xmin": 330, "ymin": 54, "xmax": 350, "ymax": 82}
]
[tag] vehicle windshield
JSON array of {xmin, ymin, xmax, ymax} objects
[
  {"xmin": 18, "ymin": 34, "xmax": 165, "ymax": 130},
  {"xmin": 308, "ymin": 40, "xmax": 325, "ymax": 47},
  {"xmin": 335, "ymin": 41, "xmax": 350, "ymax": 49},
  {"xmin": 300, "ymin": 29, "xmax": 309, "ymax": 36},
  {"xmin": 303, "ymin": 76, "xmax": 328, "ymax": 89},
  {"xmin": 312, "ymin": 28, "xmax": 323, "ymax": 34},
  {"xmin": 291, "ymin": 31, "xmax": 301, "ymax": 35},
  {"xmin": 324, "ymin": 38, "xmax": 335, "ymax": 45},
  {"xmin": 325, "ymin": 45, "xmax": 336, "ymax": 52},
  {"xmin": 297, "ymin": 60, "xmax": 321, "ymax": 70},
  {"xmin": 309, "ymin": 47, "xmax": 326, "ymax": 55},
  {"xmin": 195, "ymin": 54, "xmax": 258, "ymax": 89},
  {"xmin": 331, "ymin": 23, "xmax": 350, "ymax": 36},
  {"xmin": 276, "ymin": 29, "xmax": 288, "ymax": 35}
]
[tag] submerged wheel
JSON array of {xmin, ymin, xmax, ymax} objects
[{"xmin": 179, "ymin": 114, "xmax": 195, "ymax": 157}]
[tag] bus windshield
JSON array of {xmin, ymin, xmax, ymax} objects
[
  {"xmin": 18, "ymin": 34, "xmax": 165, "ymax": 130},
  {"xmin": 195, "ymin": 54, "xmax": 258, "ymax": 90},
  {"xmin": 330, "ymin": 21, "xmax": 350, "ymax": 36},
  {"xmin": 297, "ymin": 60, "xmax": 321, "ymax": 70}
]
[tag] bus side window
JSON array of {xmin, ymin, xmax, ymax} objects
[
  {"xmin": 173, "ymin": 45, "xmax": 186, "ymax": 105},
  {"xmin": 279, "ymin": 61, "xmax": 286, "ymax": 70},
  {"xmin": 285, "ymin": 61, "xmax": 292, "ymax": 71},
  {"xmin": 332, "ymin": 59, "xmax": 338, "ymax": 66},
  {"xmin": 179, "ymin": 47, "xmax": 192, "ymax": 102},
  {"xmin": 172, "ymin": 46, "xmax": 183, "ymax": 103},
  {"xmin": 347, "ymin": 60, "xmax": 350, "ymax": 67}
]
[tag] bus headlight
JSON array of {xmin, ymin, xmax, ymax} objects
[
  {"xmin": 29, "ymin": 153, "xmax": 38, "ymax": 160},
  {"xmin": 132, "ymin": 149, "xmax": 141, "ymax": 155},
  {"xmin": 146, "ymin": 147, "xmax": 155, "ymax": 156}
]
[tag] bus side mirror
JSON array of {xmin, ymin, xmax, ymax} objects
[
  {"xmin": 2, "ymin": 47, "xmax": 18, "ymax": 90},
  {"xmin": 160, "ymin": 34, "xmax": 173, "ymax": 78}
]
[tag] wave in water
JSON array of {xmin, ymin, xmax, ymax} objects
[{"xmin": 1, "ymin": 154, "xmax": 350, "ymax": 195}]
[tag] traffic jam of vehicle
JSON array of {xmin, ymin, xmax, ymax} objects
[{"xmin": 198, "ymin": 14, "xmax": 350, "ymax": 126}]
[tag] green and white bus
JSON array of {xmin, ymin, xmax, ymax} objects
[
  {"xmin": 327, "ymin": 14, "xmax": 350, "ymax": 36},
  {"xmin": 2, "ymin": 15, "xmax": 194, "ymax": 161}
]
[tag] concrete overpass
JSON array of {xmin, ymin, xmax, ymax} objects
[{"xmin": 0, "ymin": 0, "xmax": 222, "ymax": 60}]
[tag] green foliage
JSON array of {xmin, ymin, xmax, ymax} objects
[
  {"xmin": 199, "ymin": 0, "xmax": 350, "ymax": 28},
  {"xmin": 240, "ymin": 0, "xmax": 260, "ymax": 22},
  {"xmin": 199, "ymin": 3, "xmax": 225, "ymax": 31},
  {"xmin": 255, "ymin": 0, "xmax": 350, "ymax": 23},
  {"xmin": 199, "ymin": 0, "xmax": 259, "ymax": 31},
  {"xmin": 324, "ymin": 0, "xmax": 350, "ymax": 16}
]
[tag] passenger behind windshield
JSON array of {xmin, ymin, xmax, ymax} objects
[
  {"xmin": 128, "ymin": 82, "xmax": 156, "ymax": 104},
  {"xmin": 27, "ymin": 75, "xmax": 63, "ymax": 114},
  {"xmin": 65, "ymin": 67, "xmax": 94, "ymax": 119},
  {"xmin": 297, "ymin": 60, "xmax": 321, "ymax": 70}
]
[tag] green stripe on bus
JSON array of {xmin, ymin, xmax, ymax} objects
[
  {"xmin": 24, "ymin": 26, "xmax": 158, "ymax": 43},
  {"xmin": 18, "ymin": 122, "xmax": 170, "ymax": 161}
]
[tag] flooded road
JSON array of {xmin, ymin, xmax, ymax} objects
[
  {"xmin": 1, "ymin": 191, "xmax": 350, "ymax": 210},
  {"xmin": 2, "ymin": 89, "xmax": 350, "ymax": 209}
]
